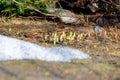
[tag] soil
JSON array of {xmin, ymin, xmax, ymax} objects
[{"xmin": 0, "ymin": 18, "xmax": 120, "ymax": 80}]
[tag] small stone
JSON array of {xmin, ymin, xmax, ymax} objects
[{"xmin": 93, "ymin": 25, "xmax": 102, "ymax": 33}]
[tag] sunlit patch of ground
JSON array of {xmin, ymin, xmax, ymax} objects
[{"xmin": 0, "ymin": 17, "xmax": 120, "ymax": 80}]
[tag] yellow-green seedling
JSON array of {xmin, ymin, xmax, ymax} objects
[
  {"xmin": 60, "ymin": 31, "xmax": 66, "ymax": 42},
  {"xmin": 67, "ymin": 32, "xmax": 76, "ymax": 41},
  {"xmin": 44, "ymin": 33, "xmax": 49, "ymax": 41},
  {"xmin": 77, "ymin": 33, "xmax": 84, "ymax": 41},
  {"xmin": 51, "ymin": 32, "xmax": 59, "ymax": 45}
]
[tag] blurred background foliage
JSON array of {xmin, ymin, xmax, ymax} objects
[{"xmin": 0, "ymin": 0, "xmax": 57, "ymax": 18}]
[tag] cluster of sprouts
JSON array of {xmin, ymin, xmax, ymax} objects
[{"xmin": 43, "ymin": 31, "xmax": 87, "ymax": 45}]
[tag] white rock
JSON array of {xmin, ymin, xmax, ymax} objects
[
  {"xmin": 46, "ymin": 8, "xmax": 81, "ymax": 24},
  {"xmin": 0, "ymin": 35, "xmax": 91, "ymax": 62}
]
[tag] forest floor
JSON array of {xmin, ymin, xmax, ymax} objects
[{"xmin": 0, "ymin": 17, "xmax": 120, "ymax": 80}]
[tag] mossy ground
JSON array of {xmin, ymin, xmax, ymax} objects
[{"xmin": 0, "ymin": 18, "xmax": 120, "ymax": 80}]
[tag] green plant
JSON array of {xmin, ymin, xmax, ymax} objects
[{"xmin": 0, "ymin": 0, "xmax": 47, "ymax": 18}]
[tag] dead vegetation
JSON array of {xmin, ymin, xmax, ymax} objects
[
  {"xmin": 0, "ymin": 17, "xmax": 120, "ymax": 56},
  {"xmin": 0, "ymin": 0, "xmax": 120, "ymax": 80}
]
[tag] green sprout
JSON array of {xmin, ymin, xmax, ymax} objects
[
  {"xmin": 77, "ymin": 33, "xmax": 84, "ymax": 41},
  {"xmin": 60, "ymin": 31, "xmax": 66, "ymax": 42},
  {"xmin": 67, "ymin": 32, "xmax": 76, "ymax": 41},
  {"xmin": 44, "ymin": 33, "xmax": 49, "ymax": 41},
  {"xmin": 50, "ymin": 32, "xmax": 59, "ymax": 45}
]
